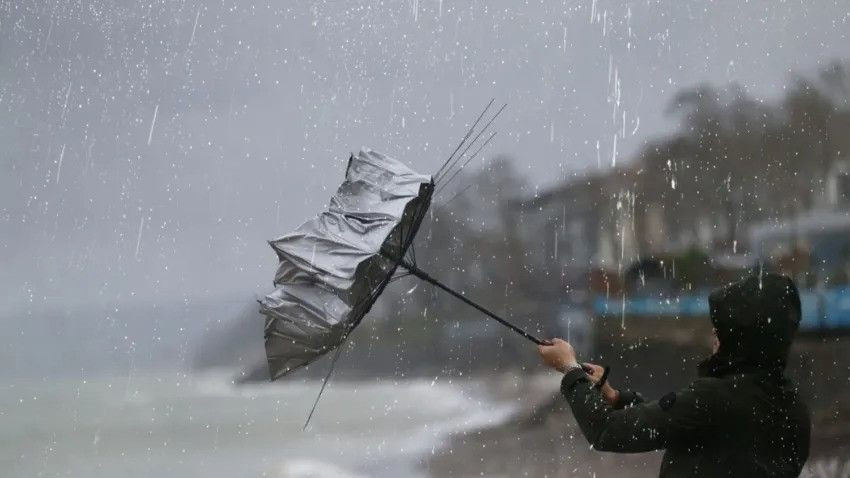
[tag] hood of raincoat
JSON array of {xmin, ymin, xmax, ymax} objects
[{"xmin": 699, "ymin": 273, "xmax": 801, "ymax": 377}]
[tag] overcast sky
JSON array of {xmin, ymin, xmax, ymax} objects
[{"xmin": 1, "ymin": 0, "xmax": 849, "ymax": 315}]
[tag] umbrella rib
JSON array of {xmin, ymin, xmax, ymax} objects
[
  {"xmin": 436, "ymin": 104, "xmax": 505, "ymax": 184},
  {"xmin": 436, "ymin": 103, "xmax": 506, "ymax": 184},
  {"xmin": 434, "ymin": 98, "xmax": 494, "ymax": 180},
  {"xmin": 303, "ymin": 340, "xmax": 347, "ymax": 430},
  {"xmin": 433, "ymin": 183, "xmax": 476, "ymax": 214},
  {"xmin": 389, "ymin": 272, "xmax": 411, "ymax": 283},
  {"xmin": 435, "ymin": 130, "xmax": 498, "ymax": 196},
  {"xmin": 403, "ymin": 247, "xmax": 414, "ymax": 267},
  {"xmin": 398, "ymin": 208, "xmax": 409, "ymax": 264},
  {"xmin": 301, "ymin": 269, "xmax": 394, "ymax": 428}
]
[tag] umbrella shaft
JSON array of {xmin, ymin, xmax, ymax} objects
[{"xmin": 400, "ymin": 260, "xmax": 547, "ymax": 346}]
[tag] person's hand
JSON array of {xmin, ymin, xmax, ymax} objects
[
  {"xmin": 583, "ymin": 362, "xmax": 620, "ymax": 406},
  {"xmin": 537, "ymin": 338, "xmax": 580, "ymax": 373}
]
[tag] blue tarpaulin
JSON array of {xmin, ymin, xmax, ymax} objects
[{"xmin": 594, "ymin": 286, "xmax": 850, "ymax": 330}]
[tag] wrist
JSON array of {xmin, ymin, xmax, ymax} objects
[
  {"xmin": 559, "ymin": 360, "xmax": 581, "ymax": 373},
  {"xmin": 603, "ymin": 387, "xmax": 620, "ymax": 406}
]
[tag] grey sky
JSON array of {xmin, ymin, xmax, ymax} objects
[{"xmin": 1, "ymin": 0, "xmax": 849, "ymax": 315}]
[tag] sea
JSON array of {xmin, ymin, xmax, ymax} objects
[{"xmin": 0, "ymin": 370, "xmax": 516, "ymax": 478}]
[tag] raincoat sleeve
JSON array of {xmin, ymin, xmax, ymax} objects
[
  {"xmin": 560, "ymin": 369, "xmax": 719, "ymax": 453},
  {"xmin": 612, "ymin": 389, "xmax": 644, "ymax": 409}
]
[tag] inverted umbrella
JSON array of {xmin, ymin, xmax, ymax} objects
[
  {"xmin": 260, "ymin": 148, "xmax": 435, "ymax": 379},
  {"xmin": 260, "ymin": 102, "xmax": 546, "ymax": 384}
]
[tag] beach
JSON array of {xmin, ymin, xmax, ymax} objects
[{"xmin": 0, "ymin": 370, "xmax": 516, "ymax": 477}]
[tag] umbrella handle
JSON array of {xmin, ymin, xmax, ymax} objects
[{"xmin": 399, "ymin": 260, "xmax": 549, "ymax": 346}]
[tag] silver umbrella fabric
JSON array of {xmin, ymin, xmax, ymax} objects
[
  {"xmin": 259, "ymin": 102, "xmax": 548, "ymax": 389},
  {"xmin": 260, "ymin": 149, "xmax": 434, "ymax": 380}
]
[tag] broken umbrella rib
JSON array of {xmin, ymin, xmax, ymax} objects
[
  {"xmin": 434, "ymin": 130, "xmax": 498, "ymax": 197},
  {"xmin": 434, "ymin": 98, "xmax": 495, "ymax": 180},
  {"xmin": 435, "ymin": 102, "xmax": 507, "ymax": 186}
]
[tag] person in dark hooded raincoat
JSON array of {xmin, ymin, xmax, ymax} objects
[{"xmin": 538, "ymin": 273, "xmax": 811, "ymax": 477}]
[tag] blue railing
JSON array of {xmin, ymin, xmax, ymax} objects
[{"xmin": 593, "ymin": 286, "xmax": 850, "ymax": 330}]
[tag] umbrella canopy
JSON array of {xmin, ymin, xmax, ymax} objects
[
  {"xmin": 260, "ymin": 149, "xmax": 434, "ymax": 379},
  {"xmin": 259, "ymin": 102, "xmax": 548, "ymax": 394}
]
